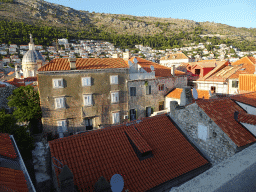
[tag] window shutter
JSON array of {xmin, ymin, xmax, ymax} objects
[
  {"xmin": 88, "ymin": 77, "xmax": 91, "ymax": 86},
  {"xmin": 116, "ymin": 92, "xmax": 119, "ymax": 102},
  {"xmin": 110, "ymin": 76, "xmax": 113, "ymax": 84},
  {"xmin": 149, "ymin": 86, "xmax": 151, "ymax": 94},
  {"xmin": 111, "ymin": 93, "xmax": 114, "ymax": 103},
  {"xmin": 115, "ymin": 76, "xmax": 118, "ymax": 84},
  {"xmin": 116, "ymin": 112, "xmax": 120, "ymax": 123},
  {"xmin": 62, "ymin": 120, "xmax": 67, "ymax": 132},
  {"xmin": 89, "ymin": 95, "xmax": 92, "ymax": 105}
]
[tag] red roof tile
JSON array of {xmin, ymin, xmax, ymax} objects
[
  {"xmin": 196, "ymin": 98, "xmax": 256, "ymax": 147},
  {"xmin": 38, "ymin": 58, "xmax": 129, "ymax": 71},
  {"xmin": 0, "ymin": 167, "xmax": 28, "ymax": 192},
  {"xmin": 0, "ymin": 133, "xmax": 17, "ymax": 159},
  {"xmin": 230, "ymin": 92, "xmax": 256, "ymax": 108},
  {"xmin": 237, "ymin": 112, "xmax": 256, "ymax": 125},
  {"xmin": 49, "ymin": 115, "xmax": 209, "ymax": 192},
  {"xmin": 166, "ymin": 88, "xmax": 183, "ymax": 99}
]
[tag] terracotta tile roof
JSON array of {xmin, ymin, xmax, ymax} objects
[
  {"xmin": 49, "ymin": 114, "xmax": 209, "ymax": 192},
  {"xmin": 197, "ymin": 61, "xmax": 229, "ymax": 81},
  {"xmin": 230, "ymin": 92, "xmax": 256, "ymax": 108},
  {"xmin": 0, "ymin": 133, "xmax": 17, "ymax": 159},
  {"xmin": 196, "ymin": 98, "xmax": 256, "ymax": 147},
  {"xmin": 0, "ymin": 167, "xmax": 28, "ymax": 192},
  {"xmin": 7, "ymin": 71, "xmax": 15, "ymax": 76},
  {"xmin": 166, "ymin": 88, "xmax": 183, "ymax": 99},
  {"xmin": 6, "ymin": 78, "xmax": 25, "ymax": 88},
  {"xmin": 38, "ymin": 58, "xmax": 129, "ymax": 71},
  {"xmin": 129, "ymin": 57, "xmax": 186, "ymax": 77},
  {"xmin": 239, "ymin": 74, "xmax": 256, "ymax": 92},
  {"xmin": 196, "ymin": 90, "xmax": 211, "ymax": 99},
  {"xmin": 24, "ymin": 77, "xmax": 37, "ymax": 82},
  {"xmin": 229, "ymin": 56, "xmax": 256, "ymax": 79},
  {"xmin": 0, "ymin": 84, "xmax": 6, "ymax": 87},
  {"xmin": 191, "ymin": 60, "xmax": 225, "ymax": 69},
  {"xmin": 237, "ymin": 112, "xmax": 256, "ymax": 125},
  {"xmin": 160, "ymin": 53, "xmax": 188, "ymax": 60}
]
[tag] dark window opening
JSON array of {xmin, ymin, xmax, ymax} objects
[
  {"xmin": 158, "ymin": 84, "xmax": 164, "ymax": 91},
  {"xmin": 146, "ymin": 85, "xmax": 151, "ymax": 95},
  {"xmin": 188, "ymin": 66, "xmax": 191, "ymax": 70},
  {"xmin": 146, "ymin": 107, "xmax": 152, "ymax": 117},
  {"xmin": 130, "ymin": 87, "xmax": 136, "ymax": 96},
  {"xmin": 195, "ymin": 69, "xmax": 201, "ymax": 75},
  {"xmin": 232, "ymin": 81, "xmax": 239, "ymax": 88},
  {"xmin": 130, "ymin": 109, "xmax": 136, "ymax": 121},
  {"xmin": 211, "ymin": 86, "xmax": 216, "ymax": 93},
  {"xmin": 84, "ymin": 119, "xmax": 93, "ymax": 130},
  {"xmin": 159, "ymin": 101, "xmax": 164, "ymax": 111}
]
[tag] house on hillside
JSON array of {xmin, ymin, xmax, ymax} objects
[
  {"xmin": 169, "ymin": 94, "xmax": 256, "ymax": 165},
  {"xmin": 49, "ymin": 114, "xmax": 211, "ymax": 192},
  {"xmin": 160, "ymin": 52, "xmax": 194, "ymax": 68}
]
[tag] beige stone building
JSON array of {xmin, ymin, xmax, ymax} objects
[{"xmin": 37, "ymin": 56, "xmax": 187, "ymax": 138}]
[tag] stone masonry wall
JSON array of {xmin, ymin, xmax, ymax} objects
[
  {"xmin": 0, "ymin": 85, "xmax": 16, "ymax": 110},
  {"xmin": 170, "ymin": 102, "xmax": 237, "ymax": 165}
]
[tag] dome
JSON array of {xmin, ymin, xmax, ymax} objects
[{"xmin": 22, "ymin": 50, "xmax": 44, "ymax": 64}]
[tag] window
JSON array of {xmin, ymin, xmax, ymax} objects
[
  {"xmin": 82, "ymin": 77, "xmax": 91, "ymax": 86},
  {"xmin": 57, "ymin": 120, "xmax": 67, "ymax": 138},
  {"xmin": 112, "ymin": 112, "xmax": 120, "ymax": 124},
  {"xmin": 55, "ymin": 97, "xmax": 65, "ymax": 109},
  {"xmin": 130, "ymin": 109, "xmax": 136, "ymax": 120},
  {"xmin": 146, "ymin": 107, "xmax": 152, "ymax": 117},
  {"xmin": 83, "ymin": 94, "xmax": 92, "ymax": 106},
  {"xmin": 84, "ymin": 118, "xmax": 93, "ymax": 130},
  {"xmin": 159, "ymin": 101, "xmax": 164, "ymax": 111},
  {"xmin": 198, "ymin": 122, "xmax": 208, "ymax": 141},
  {"xmin": 130, "ymin": 87, "xmax": 136, "ymax": 96},
  {"xmin": 53, "ymin": 79, "xmax": 64, "ymax": 88},
  {"xmin": 146, "ymin": 85, "xmax": 151, "ymax": 95},
  {"xmin": 111, "ymin": 92, "xmax": 119, "ymax": 103},
  {"xmin": 110, "ymin": 75, "xmax": 118, "ymax": 84},
  {"xmin": 195, "ymin": 69, "xmax": 200, "ymax": 75},
  {"xmin": 158, "ymin": 84, "xmax": 164, "ymax": 91},
  {"xmin": 211, "ymin": 86, "xmax": 216, "ymax": 93},
  {"xmin": 232, "ymin": 80, "xmax": 239, "ymax": 88}
]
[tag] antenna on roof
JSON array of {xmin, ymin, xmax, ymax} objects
[
  {"xmin": 133, "ymin": 57, "xmax": 137, "ymax": 64},
  {"xmin": 150, "ymin": 65, "xmax": 154, "ymax": 71},
  {"xmin": 128, "ymin": 60, "xmax": 133, "ymax": 66},
  {"xmin": 110, "ymin": 174, "xmax": 124, "ymax": 192},
  {"xmin": 152, "ymin": 59, "xmax": 155, "ymax": 63},
  {"xmin": 209, "ymin": 90, "xmax": 212, "ymax": 97},
  {"xmin": 192, "ymin": 88, "xmax": 198, "ymax": 99}
]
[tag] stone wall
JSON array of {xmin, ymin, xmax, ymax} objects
[
  {"xmin": 169, "ymin": 102, "xmax": 237, "ymax": 165},
  {"xmin": 0, "ymin": 85, "xmax": 16, "ymax": 110}
]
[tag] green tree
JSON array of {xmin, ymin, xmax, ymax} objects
[
  {"xmin": 0, "ymin": 109, "xmax": 35, "ymax": 158},
  {"xmin": 7, "ymin": 85, "xmax": 42, "ymax": 134}
]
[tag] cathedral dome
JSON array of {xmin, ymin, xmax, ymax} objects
[
  {"xmin": 22, "ymin": 50, "xmax": 44, "ymax": 64},
  {"xmin": 22, "ymin": 34, "xmax": 44, "ymax": 65}
]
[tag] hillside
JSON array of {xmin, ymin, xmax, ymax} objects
[{"xmin": 0, "ymin": 0, "xmax": 256, "ymax": 49}]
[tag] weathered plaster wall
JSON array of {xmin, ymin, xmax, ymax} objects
[
  {"xmin": 196, "ymin": 81, "xmax": 228, "ymax": 94},
  {"xmin": 169, "ymin": 102, "xmax": 237, "ymax": 165},
  {"xmin": 38, "ymin": 68, "xmax": 129, "ymax": 135},
  {"xmin": 128, "ymin": 76, "xmax": 187, "ymax": 119}
]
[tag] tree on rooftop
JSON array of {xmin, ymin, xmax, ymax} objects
[{"xmin": 7, "ymin": 85, "xmax": 42, "ymax": 134}]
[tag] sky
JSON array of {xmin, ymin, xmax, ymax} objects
[{"xmin": 47, "ymin": 0, "xmax": 256, "ymax": 28}]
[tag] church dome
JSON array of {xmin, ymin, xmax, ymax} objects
[
  {"xmin": 22, "ymin": 34, "xmax": 44, "ymax": 65},
  {"xmin": 22, "ymin": 50, "xmax": 44, "ymax": 64}
]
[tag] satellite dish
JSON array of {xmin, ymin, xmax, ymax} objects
[
  {"xmin": 110, "ymin": 174, "xmax": 124, "ymax": 192},
  {"xmin": 192, "ymin": 88, "xmax": 198, "ymax": 99},
  {"xmin": 128, "ymin": 60, "xmax": 133, "ymax": 66},
  {"xmin": 208, "ymin": 90, "xmax": 212, "ymax": 97},
  {"xmin": 150, "ymin": 65, "xmax": 154, "ymax": 71},
  {"xmin": 152, "ymin": 59, "xmax": 155, "ymax": 63},
  {"xmin": 133, "ymin": 57, "xmax": 138, "ymax": 64}
]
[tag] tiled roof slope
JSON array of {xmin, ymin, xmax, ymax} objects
[
  {"xmin": 0, "ymin": 133, "xmax": 17, "ymax": 159},
  {"xmin": 129, "ymin": 57, "xmax": 186, "ymax": 77},
  {"xmin": 230, "ymin": 92, "xmax": 256, "ymax": 108},
  {"xmin": 166, "ymin": 88, "xmax": 211, "ymax": 100},
  {"xmin": 0, "ymin": 167, "xmax": 28, "ymax": 192},
  {"xmin": 237, "ymin": 112, "xmax": 256, "ymax": 125},
  {"xmin": 38, "ymin": 58, "xmax": 129, "ymax": 71},
  {"xmin": 192, "ymin": 60, "xmax": 225, "ymax": 69},
  {"xmin": 160, "ymin": 53, "xmax": 188, "ymax": 60},
  {"xmin": 49, "ymin": 114, "xmax": 209, "ymax": 192},
  {"xmin": 196, "ymin": 98, "xmax": 256, "ymax": 147},
  {"xmin": 5, "ymin": 78, "xmax": 25, "ymax": 88},
  {"xmin": 166, "ymin": 88, "xmax": 183, "ymax": 99},
  {"xmin": 239, "ymin": 74, "xmax": 256, "ymax": 92},
  {"xmin": 198, "ymin": 61, "xmax": 230, "ymax": 81}
]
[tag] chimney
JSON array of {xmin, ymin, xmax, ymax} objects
[
  {"xmin": 234, "ymin": 111, "xmax": 239, "ymax": 121},
  {"xmin": 171, "ymin": 65, "xmax": 175, "ymax": 76},
  {"xmin": 69, "ymin": 58, "xmax": 76, "ymax": 70},
  {"xmin": 58, "ymin": 165, "xmax": 74, "ymax": 192},
  {"xmin": 170, "ymin": 101, "xmax": 178, "ymax": 117},
  {"xmin": 180, "ymin": 87, "xmax": 193, "ymax": 106},
  {"xmin": 123, "ymin": 51, "xmax": 130, "ymax": 61}
]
